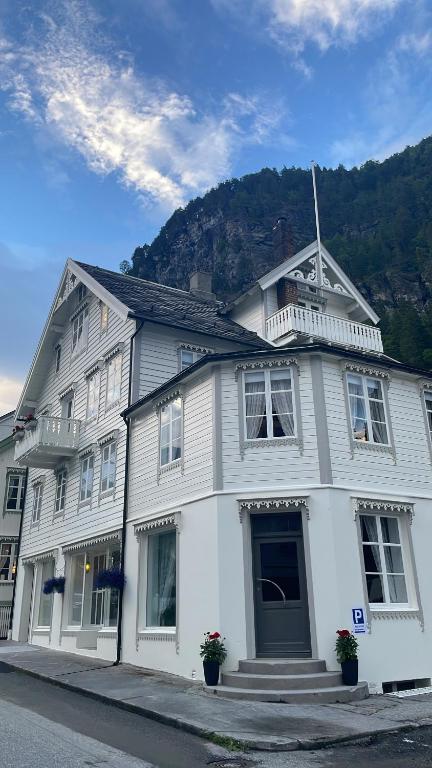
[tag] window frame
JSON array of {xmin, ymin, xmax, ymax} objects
[
  {"xmin": 422, "ymin": 389, "xmax": 432, "ymax": 453},
  {"xmin": 158, "ymin": 396, "xmax": 183, "ymax": 472},
  {"xmin": 345, "ymin": 371, "xmax": 392, "ymax": 449},
  {"xmin": 31, "ymin": 483, "xmax": 43, "ymax": 526},
  {"xmin": 71, "ymin": 306, "xmax": 89, "ymax": 357},
  {"xmin": 100, "ymin": 302, "xmax": 109, "ymax": 335},
  {"xmin": 4, "ymin": 469, "xmax": 26, "ymax": 514},
  {"xmin": 86, "ymin": 370, "xmax": 100, "ymax": 422},
  {"xmin": 0, "ymin": 541, "xmax": 17, "ymax": 582},
  {"xmin": 241, "ymin": 367, "xmax": 297, "ymax": 444},
  {"xmin": 99, "ymin": 441, "xmax": 117, "ymax": 496},
  {"xmin": 177, "ymin": 345, "xmax": 210, "ymax": 372},
  {"xmin": 359, "ymin": 513, "xmax": 411, "ymax": 609},
  {"xmin": 136, "ymin": 518, "xmax": 180, "ymax": 638},
  {"xmin": 105, "ymin": 354, "xmax": 122, "ymax": 409},
  {"xmin": 79, "ymin": 454, "xmax": 94, "ymax": 506},
  {"xmin": 35, "ymin": 559, "xmax": 55, "ymax": 629},
  {"xmin": 54, "ymin": 469, "xmax": 67, "ymax": 517},
  {"xmin": 66, "ymin": 543, "xmax": 120, "ymax": 629},
  {"xmin": 55, "ymin": 345, "xmax": 61, "ymax": 374}
]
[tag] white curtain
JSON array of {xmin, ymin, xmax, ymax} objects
[
  {"xmin": 271, "ymin": 390, "xmax": 294, "ymax": 436},
  {"xmin": 350, "ymin": 395, "xmax": 367, "ymax": 440},
  {"xmin": 158, "ymin": 533, "xmax": 176, "ymax": 626},
  {"xmin": 245, "ymin": 382, "xmax": 266, "ymax": 439}
]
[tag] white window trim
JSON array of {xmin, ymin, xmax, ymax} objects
[
  {"xmin": 54, "ymin": 469, "xmax": 67, "ymax": 518},
  {"xmin": 100, "ymin": 301, "xmax": 109, "ymax": 335},
  {"xmin": 33, "ymin": 558, "xmax": 55, "ymax": 631},
  {"xmin": 99, "ymin": 440, "xmax": 117, "ymax": 498},
  {"xmin": 71, "ymin": 305, "xmax": 89, "ymax": 358},
  {"xmin": 237, "ymin": 362, "xmax": 303, "ymax": 454},
  {"xmin": 86, "ymin": 370, "xmax": 100, "ymax": 423},
  {"xmin": 346, "ymin": 372, "xmax": 391, "ymax": 447},
  {"xmin": 105, "ymin": 354, "xmax": 122, "ymax": 412},
  {"xmin": 157, "ymin": 395, "xmax": 184, "ymax": 479},
  {"xmin": 353, "ymin": 498, "xmax": 423, "ymax": 630},
  {"xmin": 79, "ymin": 453, "xmax": 94, "ymax": 507},
  {"xmin": 65, "ymin": 542, "xmax": 120, "ymax": 630},
  {"xmin": 4, "ymin": 469, "xmax": 26, "ymax": 515},
  {"xmin": 0, "ymin": 540, "xmax": 17, "ymax": 583},
  {"xmin": 31, "ymin": 482, "xmax": 44, "ymax": 526}
]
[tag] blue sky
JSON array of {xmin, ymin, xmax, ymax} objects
[{"xmin": 1, "ymin": 0, "xmax": 431, "ymax": 413}]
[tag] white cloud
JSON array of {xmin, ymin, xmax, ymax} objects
[
  {"xmin": 0, "ymin": 1, "xmax": 289, "ymax": 210},
  {"xmin": 398, "ymin": 30, "xmax": 432, "ymax": 55},
  {"xmin": 213, "ymin": 0, "xmax": 402, "ymax": 58},
  {"xmin": 0, "ymin": 376, "xmax": 22, "ymax": 415}
]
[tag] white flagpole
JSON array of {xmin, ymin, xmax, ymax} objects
[{"xmin": 311, "ymin": 161, "xmax": 323, "ymax": 288}]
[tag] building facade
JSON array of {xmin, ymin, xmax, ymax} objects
[{"xmin": 12, "ymin": 231, "xmax": 432, "ymax": 697}]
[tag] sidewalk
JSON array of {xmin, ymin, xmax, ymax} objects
[{"xmin": 2, "ymin": 641, "xmax": 432, "ymax": 752}]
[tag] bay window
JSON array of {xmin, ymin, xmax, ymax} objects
[
  {"xmin": 160, "ymin": 398, "xmax": 182, "ymax": 467},
  {"xmin": 360, "ymin": 514, "xmax": 409, "ymax": 606},
  {"xmin": 243, "ymin": 369, "xmax": 295, "ymax": 440},
  {"xmin": 4, "ymin": 470, "xmax": 26, "ymax": 513},
  {"xmin": 347, "ymin": 373, "xmax": 389, "ymax": 445},
  {"xmin": 146, "ymin": 530, "xmax": 176, "ymax": 628}
]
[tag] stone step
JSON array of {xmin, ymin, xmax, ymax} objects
[
  {"xmin": 204, "ymin": 681, "xmax": 369, "ymax": 704},
  {"xmin": 222, "ymin": 670, "xmax": 342, "ymax": 690},
  {"xmin": 238, "ymin": 658, "xmax": 327, "ymax": 675}
]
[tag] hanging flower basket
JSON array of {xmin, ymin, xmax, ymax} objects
[
  {"xmin": 43, "ymin": 576, "xmax": 65, "ymax": 595},
  {"xmin": 12, "ymin": 427, "xmax": 25, "ymax": 441},
  {"xmin": 24, "ymin": 418, "xmax": 38, "ymax": 431},
  {"xmin": 95, "ymin": 568, "xmax": 125, "ymax": 591}
]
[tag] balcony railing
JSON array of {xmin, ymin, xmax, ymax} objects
[
  {"xmin": 14, "ymin": 416, "xmax": 81, "ymax": 469},
  {"xmin": 266, "ymin": 304, "xmax": 383, "ymax": 353}
]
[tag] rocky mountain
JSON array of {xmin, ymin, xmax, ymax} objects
[{"xmin": 129, "ymin": 136, "xmax": 432, "ymax": 368}]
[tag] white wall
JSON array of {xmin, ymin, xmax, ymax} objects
[{"xmin": 229, "ymin": 292, "xmax": 264, "ymax": 337}]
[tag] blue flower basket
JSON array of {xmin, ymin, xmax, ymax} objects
[
  {"xmin": 95, "ymin": 568, "xmax": 125, "ymax": 591},
  {"xmin": 43, "ymin": 576, "xmax": 65, "ymax": 594}
]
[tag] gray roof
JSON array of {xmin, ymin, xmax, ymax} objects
[{"xmin": 77, "ymin": 263, "xmax": 266, "ymax": 348}]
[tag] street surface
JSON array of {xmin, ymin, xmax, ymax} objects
[{"xmin": 2, "ymin": 667, "xmax": 432, "ymax": 767}]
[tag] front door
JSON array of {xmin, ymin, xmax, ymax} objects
[{"xmin": 252, "ymin": 511, "xmax": 311, "ymax": 657}]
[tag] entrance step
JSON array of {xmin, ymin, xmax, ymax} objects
[{"xmin": 204, "ymin": 658, "xmax": 369, "ymax": 703}]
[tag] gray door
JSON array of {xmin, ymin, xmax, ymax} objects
[{"xmin": 252, "ymin": 512, "xmax": 311, "ymax": 658}]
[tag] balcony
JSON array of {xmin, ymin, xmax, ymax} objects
[
  {"xmin": 14, "ymin": 416, "xmax": 81, "ymax": 469},
  {"xmin": 266, "ymin": 304, "xmax": 383, "ymax": 353}
]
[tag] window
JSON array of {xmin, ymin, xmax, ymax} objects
[
  {"xmin": 106, "ymin": 355, "xmax": 122, "ymax": 407},
  {"xmin": 55, "ymin": 345, "xmax": 61, "ymax": 373},
  {"xmin": 100, "ymin": 442, "xmax": 116, "ymax": 493},
  {"xmin": 179, "ymin": 347, "xmax": 205, "ymax": 372},
  {"xmin": 0, "ymin": 542, "xmax": 16, "ymax": 582},
  {"xmin": 4, "ymin": 471, "xmax": 25, "ymax": 513},
  {"xmin": 32, "ymin": 483, "xmax": 43, "ymax": 524},
  {"xmin": 69, "ymin": 547, "xmax": 120, "ymax": 628},
  {"xmin": 360, "ymin": 514, "xmax": 408, "ymax": 606},
  {"xmin": 79, "ymin": 455, "xmax": 94, "ymax": 503},
  {"xmin": 243, "ymin": 369, "xmax": 295, "ymax": 440},
  {"xmin": 160, "ymin": 398, "xmax": 182, "ymax": 467},
  {"xmin": 86, "ymin": 372, "xmax": 100, "ymax": 421},
  {"xmin": 37, "ymin": 559, "xmax": 55, "ymax": 627},
  {"xmin": 71, "ymin": 307, "xmax": 89, "ymax": 355},
  {"xmin": 297, "ymin": 301, "xmax": 321, "ymax": 311},
  {"xmin": 54, "ymin": 470, "xmax": 67, "ymax": 515},
  {"xmin": 100, "ymin": 303, "xmax": 109, "ymax": 334},
  {"xmin": 424, "ymin": 392, "xmax": 432, "ymax": 441},
  {"xmin": 77, "ymin": 283, "xmax": 87, "ymax": 303},
  {"xmin": 146, "ymin": 530, "xmax": 176, "ymax": 627},
  {"xmin": 347, "ymin": 373, "xmax": 389, "ymax": 445},
  {"xmin": 61, "ymin": 393, "xmax": 74, "ymax": 420}
]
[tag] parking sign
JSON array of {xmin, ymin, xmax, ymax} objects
[{"xmin": 352, "ymin": 607, "xmax": 367, "ymax": 634}]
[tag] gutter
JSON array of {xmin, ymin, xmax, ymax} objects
[
  {"xmin": 9, "ymin": 467, "xmax": 28, "ymax": 636},
  {"xmin": 114, "ymin": 318, "xmax": 144, "ymax": 666}
]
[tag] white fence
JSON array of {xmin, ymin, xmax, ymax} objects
[
  {"xmin": 0, "ymin": 604, "xmax": 11, "ymax": 639},
  {"xmin": 266, "ymin": 304, "xmax": 383, "ymax": 352}
]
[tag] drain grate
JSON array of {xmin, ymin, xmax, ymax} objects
[
  {"xmin": 387, "ymin": 686, "xmax": 432, "ymax": 698},
  {"xmin": 207, "ymin": 760, "xmax": 253, "ymax": 768}
]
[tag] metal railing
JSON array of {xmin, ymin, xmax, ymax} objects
[
  {"xmin": 0, "ymin": 603, "xmax": 11, "ymax": 639},
  {"xmin": 266, "ymin": 304, "xmax": 383, "ymax": 352}
]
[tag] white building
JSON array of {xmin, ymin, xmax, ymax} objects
[
  {"xmin": 0, "ymin": 411, "xmax": 25, "ymax": 638},
  {"xmin": 12, "ymin": 227, "xmax": 432, "ymax": 699}
]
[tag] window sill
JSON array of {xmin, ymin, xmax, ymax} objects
[
  {"xmin": 105, "ymin": 399, "xmax": 121, "ymax": 413},
  {"xmin": 4, "ymin": 509, "xmax": 22, "ymax": 515},
  {"xmin": 241, "ymin": 436, "xmax": 302, "ymax": 451},
  {"xmin": 32, "ymin": 628, "xmax": 50, "ymax": 634},
  {"xmin": 0, "ymin": 580, "xmax": 14, "ymax": 585},
  {"xmin": 78, "ymin": 499, "xmax": 92, "ymax": 509},
  {"xmin": 352, "ymin": 441, "xmax": 395, "ymax": 457},
  {"xmin": 138, "ymin": 629, "xmax": 176, "ymax": 642},
  {"xmin": 71, "ymin": 347, "xmax": 87, "ymax": 362},
  {"xmin": 99, "ymin": 489, "xmax": 115, "ymax": 501},
  {"xmin": 159, "ymin": 459, "xmax": 182, "ymax": 475},
  {"xmin": 370, "ymin": 608, "xmax": 422, "ymax": 622}
]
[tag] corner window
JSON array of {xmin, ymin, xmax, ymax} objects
[
  {"xmin": 86, "ymin": 372, "xmax": 100, "ymax": 421},
  {"xmin": 146, "ymin": 530, "xmax": 176, "ymax": 627},
  {"xmin": 100, "ymin": 442, "xmax": 116, "ymax": 494},
  {"xmin": 79, "ymin": 455, "xmax": 94, "ymax": 503},
  {"xmin": 4, "ymin": 471, "xmax": 26, "ymax": 513},
  {"xmin": 71, "ymin": 307, "xmax": 89, "ymax": 355},
  {"xmin": 0, "ymin": 542, "xmax": 16, "ymax": 582},
  {"xmin": 106, "ymin": 355, "xmax": 122, "ymax": 407},
  {"xmin": 360, "ymin": 514, "xmax": 409, "ymax": 606},
  {"xmin": 100, "ymin": 302, "xmax": 109, "ymax": 334},
  {"xmin": 37, "ymin": 559, "xmax": 55, "ymax": 627},
  {"xmin": 243, "ymin": 369, "xmax": 295, "ymax": 440},
  {"xmin": 55, "ymin": 345, "xmax": 61, "ymax": 374},
  {"xmin": 347, "ymin": 373, "xmax": 389, "ymax": 445},
  {"xmin": 32, "ymin": 483, "xmax": 43, "ymax": 524},
  {"xmin": 160, "ymin": 398, "xmax": 182, "ymax": 467},
  {"xmin": 54, "ymin": 470, "xmax": 67, "ymax": 516}
]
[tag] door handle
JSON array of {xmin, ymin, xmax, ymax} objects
[{"xmin": 256, "ymin": 578, "xmax": 286, "ymax": 601}]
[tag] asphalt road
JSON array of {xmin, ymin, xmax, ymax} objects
[{"xmin": 2, "ymin": 667, "xmax": 432, "ymax": 768}]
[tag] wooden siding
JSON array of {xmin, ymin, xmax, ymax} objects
[
  {"xmin": 323, "ymin": 357, "xmax": 432, "ymax": 490},
  {"xmin": 220, "ymin": 358, "xmax": 321, "ymax": 488},
  {"xmin": 230, "ymin": 293, "xmax": 264, "ymax": 336},
  {"xmin": 19, "ymin": 292, "xmax": 135, "ymax": 558},
  {"xmin": 128, "ymin": 372, "xmax": 214, "ymax": 514}
]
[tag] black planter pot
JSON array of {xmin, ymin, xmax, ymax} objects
[
  {"xmin": 341, "ymin": 659, "xmax": 358, "ymax": 686},
  {"xmin": 203, "ymin": 660, "xmax": 220, "ymax": 686}
]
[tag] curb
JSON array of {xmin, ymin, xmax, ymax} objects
[{"xmin": 0, "ymin": 659, "xmax": 425, "ymax": 752}]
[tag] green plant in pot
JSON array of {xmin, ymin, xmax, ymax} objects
[
  {"xmin": 336, "ymin": 629, "xmax": 359, "ymax": 685},
  {"xmin": 200, "ymin": 631, "xmax": 227, "ymax": 686}
]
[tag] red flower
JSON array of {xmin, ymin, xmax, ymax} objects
[
  {"xmin": 209, "ymin": 631, "xmax": 221, "ymax": 640},
  {"xmin": 337, "ymin": 629, "xmax": 351, "ymax": 638}
]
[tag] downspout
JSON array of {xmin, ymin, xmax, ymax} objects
[
  {"xmin": 9, "ymin": 467, "xmax": 29, "ymax": 637},
  {"xmin": 114, "ymin": 318, "xmax": 144, "ymax": 665}
]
